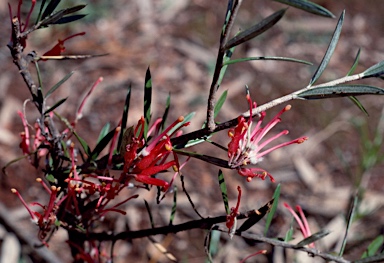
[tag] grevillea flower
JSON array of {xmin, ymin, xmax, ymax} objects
[
  {"xmin": 228, "ymin": 93, "xmax": 307, "ymax": 182},
  {"xmin": 284, "ymin": 202, "xmax": 314, "ymax": 248},
  {"xmin": 11, "ymin": 179, "xmax": 67, "ymax": 242},
  {"xmin": 41, "ymin": 32, "xmax": 85, "ymax": 59},
  {"xmin": 123, "ymin": 116, "xmax": 189, "ymax": 191}
]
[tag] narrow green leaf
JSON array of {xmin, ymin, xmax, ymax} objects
[
  {"xmin": 160, "ymin": 93, "xmax": 171, "ymax": 132},
  {"xmin": 361, "ymin": 236, "xmax": 384, "ymax": 258},
  {"xmin": 347, "ymin": 48, "xmax": 361, "ymax": 76},
  {"xmin": 214, "ymin": 90, "xmax": 228, "ymax": 118},
  {"xmin": 237, "ymin": 199, "xmax": 274, "ymax": 233},
  {"xmin": 218, "ymin": 170, "xmax": 229, "ymax": 214},
  {"xmin": 117, "ymin": 85, "xmax": 131, "ymax": 151},
  {"xmin": 362, "ymin": 60, "xmax": 384, "ymax": 78},
  {"xmin": 218, "ymin": 47, "xmax": 235, "ymax": 87},
  {"xmin": 224, "ymin": 9, "xmax": 286, "ymax": 50},
  {"xmin": 44, "ymin": 97, "xmax": 67, "ymax": 115},
  {"xmin": 46, "ymin": 174, "xmax": 56, "ymax": 183},
  {"xmin": 97, "ymin": 123, "xmax": 110, "ymax": 144},
  {"xmin": 89, "ymin": 127, "xmax": 117, "ymax": 161},
  {"xmin": 295, "ymin": 229, "xmax": 330, "ymax": 247},
  {"xmin": 297, "ymin": 84, "xmax": 384, "ymax": 100},
  {"xmin": 264, "ymin": 184, "xmax": 281, "ymax": 235},
  {"xmin": 339, "ymin": 194, "xmax": 358, "ymax": 256},
  {"xmin": 169, "ymin": 186, "xmax": 177, "ymax": 225},
  {"xmin": 221, "ymin": 0, "xmax": 234, "ymax": 36},
  {"xmin": 223, "ymin": 56, "xmax": 312, "ymax": 66},
  {"xmin": 41, "ymin": 0, "xmax": 61, "ymax": 19},
  {"xmin": 36, "ymin": 0, "xmax": 48, "ymax": 23},
  {"xmin": 272, "ymin": 0, "xmax": 335, "ymax": 18},
  {"xmin": 40, "ymin": 5, "xmax": 87, "ymax": 27},
  {"xmin": 309, "ymin": 10, "xmax": 345, "ymax": 86},
  {"xmin": 144, "ymin": 67, "xmax": 152, "ymax": 140},
  {"xmin": 53, "ymin": 14, "xmax": 87, "ymax": 25},
  {"xmin": 173, "ymin": 149, "xmax": 230, "ymax": 169},
  {"xmin": 349, "ymin": 96, "xmax": 369, "ymax": 116},
  {"xmin": 144, "ymin": 200, "xmax": 155, "ymax": 228},
  {"xmin": 45, "ymin": 71, "xmax": 74, "ymax": 98},
  {"xmin": 346, "ymin": 49, "xmax": 368, "ymax": 116},
  {"xmin": 284, "ymin": 221, "xmax": 294, "ymax": 242},
  {"xmin": 73, "ymin": 131, "xmax": 91, "ymax": 156}
]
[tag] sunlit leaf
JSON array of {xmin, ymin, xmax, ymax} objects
[
  {"xmin": 339, "ymin": 194, "xmax": 358, "ymax": 256},
  {"xmin": 41, "ymin": 0, "xmax": 61, "ymax": 19},
  {"xmin": 349, "ymin": 96, "xmax": 369, "ymax": 116},
  {"xmin": 73, "ymin": 131, "xmax": 91, "ymax": 156},
  {"xmin": 272, "ymin": 0, "xmax": 335, "ymax": 18},
  {"xmin": 119, "ymin": 126, "xmax": 134, "ymax": 157},
  {"xmin": 361, "ymin": 235, "xmax": 384, "ymax": 258},
  {"xmin": 214, "ymin": 90, "xmax": 228, "ymax": 118},
  {"xmin": 309, "ymin": 10, "xmax": 345, "ymax": 86},
  {"xmin": 224, "ymin": 9, "xmax": 286, "ymax": 50},
  {"xmin": 97, "ymin": 123, "xmax": 110, "ymax": 144},
  {"xmin": 297, "ymin": 84, "xmax": 384, "ymax": 100},
  {"xmin": 264, "ymin": 184, "xmax": 280, "ymax": 235}
]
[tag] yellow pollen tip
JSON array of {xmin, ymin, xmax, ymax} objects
[
  {"xmin": 172, "ymin": 165, "xmax": 178, "ymax": 172},
  {"xmin": 285, "ymin": 105, "xmax": 292, "ymax": 111},
  {"xmin": 178, "ymin": 116, "xmax": 184, "ymax": 122},
  {"xmin": 36, "ymin": 178, "xmax": 42, "ymax": 182},
  {"xmin": 247, "ymin": 177, "xmax": 252, "ymax": 182},
  {"xmin": 228, "ymin": 131, "xmax": 234, "ymax": 137},
  {"xmin": 70, "ymin": 142, "xmax": 75, "ymax": 148},
  {"xmin": 116, "ymin": 127, "xmax": 121, "ymax": 132},
  {"xmin": 165, "ymin": 144, "xmax": 172, "ymax": 151},
  {"xmin": 51, "ymin": 186, "xmax": 57, "ymax": 191},
  {"xmin": 11, "ymin": 188, "xmax": 17, "ymax": 193}
]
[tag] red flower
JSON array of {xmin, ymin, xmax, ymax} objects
[
  {"xmin": 228, "ymin": 93, "xmax": 307, "ymax": 182},
  {"xmin": 42, "ymin": 32, "xmax": 85, "ymax": 59},
  {"xmin": 226, "ymin": 186, "xmax": 242, "ymax": 238},
  {"xmin": 284, "ymin": 202, "xmax": 315, "ymax": 248},
  {"xmin": 123, "ymin": 116, "xmax": 189, "ymax": 191}
]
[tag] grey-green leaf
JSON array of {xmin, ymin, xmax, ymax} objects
[
  {"xmin": 223, "ymin": 56, "xmax": 312, "ymax": 66},
  {"xmin": 309, "ymin": 10, "xmax": 345, "ymax": 86},
  {"xmin": 362, "ymin": 60, "xmax": 384, "ymax": 78},
  {"xmin": 272, "ymin": 0, "xmax": 335, "ymax": 18},
  {"xmin": 295, "ymin": 229, "xmax": 330, "ymax": 247},
  {"xmin": 223, "ymin": 9, "xmax": 286, "ymax": 50},
  {"xmin": 297, "ymin": 85, "xmax": 384, "ymax": 100},
  {"xmin": 45, "ymin": 71, "xmax": 74, "ymax": 98}
]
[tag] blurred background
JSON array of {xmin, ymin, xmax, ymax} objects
[{"xmin": 0, "ymin": 0, "xmax": 383, "ymax": 262}]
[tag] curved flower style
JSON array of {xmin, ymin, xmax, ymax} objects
[
  {"xmin": 42, "ymin": 32, "xmax": 86, "ymax": 59},
  {"xmin": 228, "ymin": 94, "xmax": 307, "ymax": 182},
  {"xmin": 284, "ymin": 202, "xmax": 314, "ymax": 248}
]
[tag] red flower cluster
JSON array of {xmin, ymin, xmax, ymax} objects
[
  {"xmin": 228, "ymin": 94, "xmax": 307, "ymax": 182},
  {"xmin": 122, "ymin": 116, "xmax": 189, "ymax": 191}
]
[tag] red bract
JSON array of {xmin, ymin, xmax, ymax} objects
[
  {"xmin": 42, "ymin": 32, "xmax": 85, "ymax": 59},
  {"xmin": 228, "ymin": 94, "xmax": 307, "ymax": 182}
]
